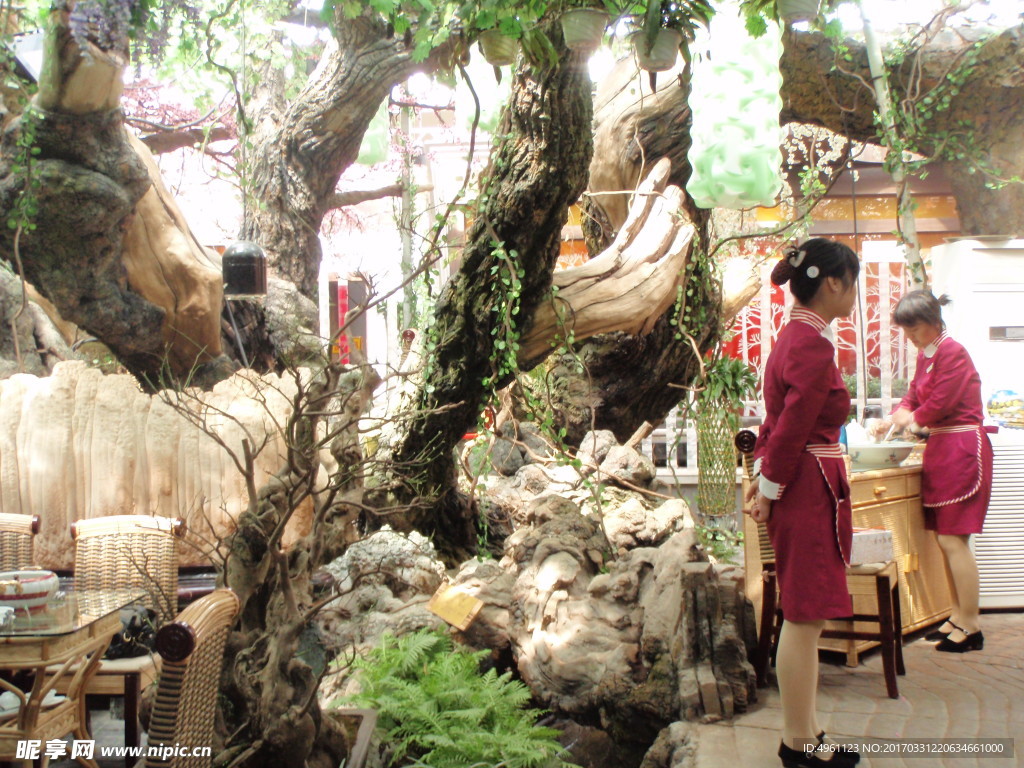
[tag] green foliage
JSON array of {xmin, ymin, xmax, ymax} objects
[
  {"xmin": 696, "ymin": 521, "xmax": 743, "ymax": 563},
  {"xmin": 338, "ymin": 629, "xmax": 577, "ymax": 768},
  {"xmin": 739, "ymin": 0, "xmax": 839, "ymax": 38},
  {"xmin": 630, "ymin": 0, "xmax": 715, "ymax": 42},
  {"xmin": 841, "ymin": 374, "xmax": 908, "ymax": 400},
  {"xmin": 5, "ymin": 106, "xmax": 41, "ymax": 234},
  {"xmin": 331, "ymin": 0, "xmax": 551, "ymax": 63},
  {"xmin": 696, "ymin": 355, "xmax": 758, "ymax": 413},
  {"xmin": 482, "ymin": 240, "xmax": 523, "ymax": 389},
  {"xmin": 325, "ymin": 0, "xmax": 720, "ymax": 66},
  {"xmin": 883, "ymin": 38, "xmax": 1021, "ymax": 190}
]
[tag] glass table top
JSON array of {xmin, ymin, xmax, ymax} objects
[{"xmin": 0, "ymin": 587, "xmax": 145, "ymax": 638}]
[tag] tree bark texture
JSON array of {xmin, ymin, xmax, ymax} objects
[
  {"xmin": 780, "ymin": 25, "xmax": 1024, "ymax": 236},
  {"xmin": 244, "ymin": 14, "xmax": 439, "ymax": 298},
  {"xmin": 389, "ymin": 42, "xmax": 594, "ymax": 548},
  {"xmin": 0, "ymin": 6, "xmax": 230, "ymax": 385}
]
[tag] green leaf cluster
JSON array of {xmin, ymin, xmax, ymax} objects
[
  {"xmin": 696, "ymin": 355, "xmax": 758, "ymax": 411},
  {"xmin": 331, "ymin": 0, "xmax": 551, "ymax": 63},
  {"xmin": 695, "ymin": 521, "xmax": 743, "ymax": 563},
  {"xmin": 339, "ymin": 629, "xmax": 578, "ymax": 768}
]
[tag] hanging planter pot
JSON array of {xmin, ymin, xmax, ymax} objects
[
  {"xmin": 776, "ymin": 0, "xmax": 821, "ymax": 23},
  {"xmin": 560, "ymin": 8, "xmax": 609, "ymax": 53},
  {"xmin": 631, "ymin": 27, "xmax": 683, "ymax": 72},
  {"xmin": 478, "ymin": 29, "xmax": 518, "ymax": 67}
]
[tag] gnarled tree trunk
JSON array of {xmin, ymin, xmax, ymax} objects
[
  {"xmin": 0, "ymin": 2, "xmax": 229, "ymax": 386},
  {"xmin": 388, "ymin": 37, "xmax": 594, "ymax": 556}
]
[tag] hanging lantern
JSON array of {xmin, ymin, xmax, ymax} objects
[
  {"xmin": 686, "ymin": 3, "xmax": 784, "ymax": 209},
  {"xmin": 222, "ymin": 241, "xmax": 268, "ymax": 299}
]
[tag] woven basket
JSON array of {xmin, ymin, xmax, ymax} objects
[{"xmin": 697, "ymin": 406, "xmax": 739, "ymax": 519}]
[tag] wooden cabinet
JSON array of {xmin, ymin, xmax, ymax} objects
[{"xmin": 744, "ymin": 465, "xmax": 953, "ymax": 665}]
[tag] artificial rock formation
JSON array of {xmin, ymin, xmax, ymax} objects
[
  {"xmin": 0, "ymin": 361, "xmax": 309, "ymax": 568},
  {"xmin": 318, "ymin": 428, "xmax": 757, "ymax": 762},
  {"xmin": 484, "ymin": 497, "xmax": 756, "ymax": 742}
]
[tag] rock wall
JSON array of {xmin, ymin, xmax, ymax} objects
[{"xmin": 0, "ymin": 361, "xmax": 310, "ymax": 569}]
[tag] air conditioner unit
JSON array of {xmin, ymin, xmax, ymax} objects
[{"xmin": 974, "ymin": 434, "xmax": 1024, "ymax": 608}]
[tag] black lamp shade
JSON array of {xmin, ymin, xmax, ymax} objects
[{"xmin": 223, "ymin": 241, "xmax": 268, "ymax": 298}]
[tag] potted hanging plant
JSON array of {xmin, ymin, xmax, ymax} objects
[
  {"xmin": 628, "ymin": 0, "xmax": 714, "ymax": 84},
  {"xmin": 559, "ymin": 4, "xmax": 610, "ymax": 53},
  {"xmin": 740, "ymin": 0, "xmax": 827, "ymax": 34},
  {"xmin": 631, "ymin": 26, "xmax": 683, "ymax": 72},
  {"xmin": 478, "ymin": 28, "xmax": 519, "ymax": 66},
  {"xmin": 776, "ymin": 0, "xmax": 820, "ymax": 23}
]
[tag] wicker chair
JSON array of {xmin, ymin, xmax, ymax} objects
[
  {"xmin": 0, "ymin": 513, "xmax": 40, "ymax": 571},
  {"xmin": 144, "ymin": 589, "xmax": 239, "ymax": 768},
  {"xmin": 58, "ymin": 515, "xmax": 186, "ymax": 763}
]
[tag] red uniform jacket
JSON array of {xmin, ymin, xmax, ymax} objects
[
  {"xmin": 898, "ymin": 333, "xmax": 992, "ymax": 507},
  {"xmin": 755, "ymin": 308, "xmax": 853, "ymax": 581}
]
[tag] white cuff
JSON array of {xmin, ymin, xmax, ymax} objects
[{"xmin": 759, "ymin": 473, "xmax": 783, "ymax": 501}]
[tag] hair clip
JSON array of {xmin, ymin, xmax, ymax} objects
[
  {"xmin": 806, "ymin": 265, "xmax": 820, "ymax": 278},
  {"xmin": 786, "ymin": 248, "xmax": 807, "ymax": 268}
]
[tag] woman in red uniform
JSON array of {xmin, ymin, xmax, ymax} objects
[
  {"xmin": 875, "ymin": 291, "xmax": 993, "ymax": 653},
  {"xmin": 745, "ymin": 238, "xmax": 861, "ymax": 768}
]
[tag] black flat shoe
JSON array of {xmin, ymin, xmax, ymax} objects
[
  {"xmin": 936, "ymin": 630, "xmax": 984, "ymax": 653},
  {"xmin": 780, "ymin": 741, "xmax": 860, "ymax": 767}
]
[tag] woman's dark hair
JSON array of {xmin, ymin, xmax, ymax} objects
[
  {"xmin": 770, "ymin": 238, "xmax": 860, "ymax": 304},
  {"xmin": 892, "ymin": 290, "xmax": 951, "ymax": 329}
]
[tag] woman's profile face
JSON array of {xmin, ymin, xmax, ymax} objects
[
  {"xmin": 827, "ymin": 273, "xmax": 858, "ymax": 318},
  {"xmin": 902, "ymin": 321, "xmax": 942, "ymax": 349},
  {"xmin": 838, "ymin": 275, "xmax": 858, "ymax": 317}
]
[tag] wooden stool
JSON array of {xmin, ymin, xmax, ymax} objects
[{"xmin": 756, "ymin": 560, "xmax": 905, "ymax": 699}]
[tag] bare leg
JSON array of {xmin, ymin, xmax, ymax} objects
[
  {"xmin": 937, "ymin": 534, "xmax": 980, "ymax": 639},
  {"xmin": 777, "ymin": 619, "xmax": 825, "ymax": 753}
]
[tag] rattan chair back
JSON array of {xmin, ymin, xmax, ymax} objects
[
  {"xmin": 72, "ymin": 515, "xmax": 185, "ymax": 627},
  {"xmin": 144, "ymin": 589, "xmax": 240, "ymax": 768},
  {"xmin": 0, "ymin": 513, "xmax": 40, "ymax": 571}
]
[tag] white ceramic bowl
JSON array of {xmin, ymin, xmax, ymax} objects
[
  {"xmin": 0, "ymin": 570, "xmax": 59, "ymax": 612},
  {"xmin": 848, "ymin": 441, "xmax": 916, "ymax": 471}
]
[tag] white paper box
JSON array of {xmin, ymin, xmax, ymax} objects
[{"xmin": 850, "ymin": 528, "xmax": 894, "ymax": 565}]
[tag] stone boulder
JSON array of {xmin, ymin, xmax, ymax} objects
[
  {"xmin": 602, "ymin": 497, "xmax": 690, "ymax": 552},
  {"xmin": 578, "ymin": 429, "xmax": 618, "ymax": 471},
  {"xmin": 599, "ymin": 445, "xmax": 656, "ymax": 487},
  {"xmin": 317, "ymin": 528, "xmax": 448, "ymax": 700}
]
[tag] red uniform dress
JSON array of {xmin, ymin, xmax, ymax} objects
[
  {"xmin": 897, "ymin": 332, "xmax": 993, "ymax": 534},
  {"xmin": 754, "ymin": 307, "xmax": 853, "ymax": 622}
]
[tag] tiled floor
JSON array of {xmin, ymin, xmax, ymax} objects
[
  {"xmin": 37, "ymin": 612, "xmax": 1024, "ymax": 768},
  {"xmin": 694, "ymin": 611, "xmax": 1024, "ymax": 768}
]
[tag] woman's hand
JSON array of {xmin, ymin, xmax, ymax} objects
[
  {"xmin": 892, "ymin": 407, "xmax": 915, "ymax": 429},
  {"xmin": 870, "ymin": 419, "xmax": 893, "ymax": 439},
  {"xmin": 743, "ymin": 483, "xmax": 772, "ymax": 523}
]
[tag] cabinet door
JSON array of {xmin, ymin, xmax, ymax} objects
[{"xmin": 852, "ymin": 498, "xmax": 952, "ymax": 633}]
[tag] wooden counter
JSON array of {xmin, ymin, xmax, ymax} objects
[{"xmin": 744, "ymin": 464, "xmax": 953, "ymax": 665}]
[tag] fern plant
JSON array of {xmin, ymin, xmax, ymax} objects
[{"xmin": 335, "ymin": 629, "xmax": 578, "ymax": 768}]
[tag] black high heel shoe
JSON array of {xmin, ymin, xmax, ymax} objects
[
  {"xmin": 936, "ymin": 630, "xmax": 984, "ymax": 653},
  {"xmin": 925, "ymin": 620, "xmax": 963, "ymax": 642},
  {"xmin": 779, "ymin": 741, "xmax": 860, "ymax": 767}
]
